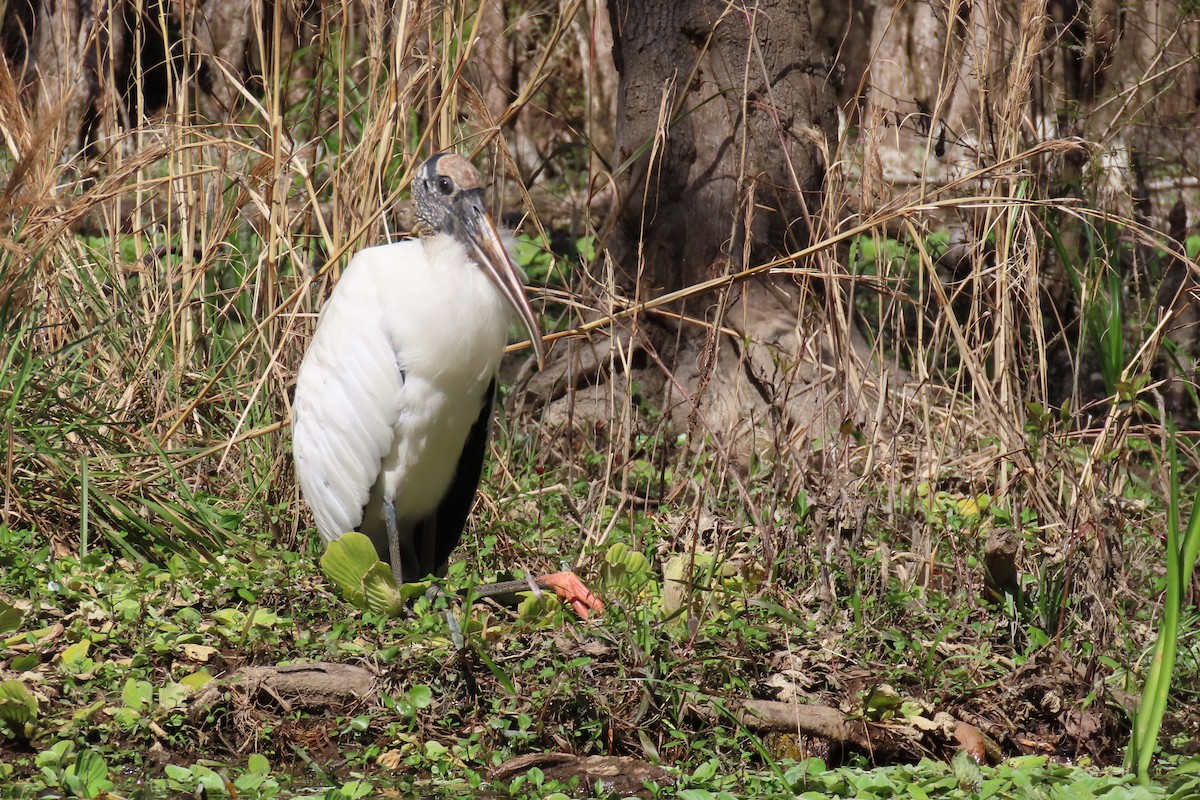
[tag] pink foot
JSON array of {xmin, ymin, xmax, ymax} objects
[{"xmin": 535, "ymin": 571, "xmax": 605, "ymax": 619}]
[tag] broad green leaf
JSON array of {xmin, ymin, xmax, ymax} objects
[
  {"xmin": 0, "ymin": 680, "xmax": 37, "ymax": 740},
  {"xmin": 249, "ymin": 608, "xmax": 279, "ymax": 627},
  {"xmin": 164, "ymin": 763, "xmax": 195, "ymax": 783},
  {"xmin": 601, "ymin": 541, "xmax": 651, "ymax": 592},
  {"xmin": 179, "ymin": 670, "xmax": 213, "ymax": 691},
  {"xmin": 339, "ymin": 779, "xmax": 373, "ymax": 798},
  {"xmin": 211, "ymin": 608, "xmax": 244, "ymax": 627},
  {"xmin": 191, "ymin": 766, "xmax": 228, "ymax": 796},
  {"xmin": 692, "ymin": 758, "xmax": 719, "ymax": 782},
  {"xmin": 321, "ymin": 532, "xmax": 386, "ymax": 609},
  {"xmin": 158, "ymin": 680, "xmax": 190, "ymax": 710},
  {"xmin": 10, "ymin": 654, "xmax": 39, "ymax": 672},
  {"xmin": 235, "ymin": 772, "xmax": 268, "ymax": 792},
  {"xmin": 362, "ymin": 563, "xmax": 405, "ymax": 617},
  {"xmin": 408, "ymin": 685, "xmax": 433, "ymax": 710},
  {"xmin": 0, "ymin": 598, "xmax": 22, "ymax": 634},
  {"xmin": 67, "ymin": 750, "xmax": 112, "ymax": 797},
  {"xmin": 121, "ymin": 678, "xmax": 153, "ymax": 711},
  {"xmin": 862, "ymin": 684, "xmax": 902, "ymax": 720},
  {"xmin": 59, "ymin": 640, "xmax": 91, "ymax": 669},
  {"xmin": 516, "ymin": 591, "xmax": 560, "ymax": 621},
  {"xmin": 37, "ymin": 740, "xmax": 75, "ymax": 768},
  {"xmin": 905, "ymin": 784, "xmax": 930, "ymax": 800}
]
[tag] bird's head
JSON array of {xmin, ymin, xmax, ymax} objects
[{"xmin": 413, "ymin": 153, "xmax": 545, "ymax": 370}]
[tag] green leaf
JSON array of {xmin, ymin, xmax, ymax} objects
[
  {"xmin": 67, "ymin": 750, "xmax": 112, "ymax": 797},
  {"xmin": 37, "ymin": 739, "xmax": 75, "ymax": 768},
  {"xmin": 952, "ymin": 749, "xmax": 983, "ymax": 793},
  {"xmin": 249, "ymin": 608, "xmax": 280, "ymax": 628},
  {"xmin": 322, "ymin": 532, "xmax": 405, "ymax": 614},
  {"xmin": 157, "ymin": 680, "xmax": 190, "ymax": 711},
  {"xmin": 235, "ymin": 772, "xmax": 268, "ymax": 792},
  {"xmin": 0, "ymin": 598, "xmax": 22, "ymax": 634},
  {"xmin": 691, "ymin": 758, "xmax": 719, "ymax": 783},
  {"xmin": 59, "ymin": 640, "xmax": 92, "ymax": 671},
  {"xmin": 638, "ymin": 729, "xmax": 660, "ymax": 763},
  {"xmin": 477, "ymin": 648, "xmax": 516, "ymax": 695},
  {"xmin": 601, "ymin": 541, "xmax": 651, "ymax": 592},
  {"xmin": 862, "ymin": 684, "xmax": 902, "ymax": 720},
  {"xmin": 0, "ymin": 680, "xmax": 37, "ymax": 741},
  {"xmin": 10, "ymin": 654, "xmax": 39, "ymax": 672},
  {"xmin": 121, "ymin": 678, "xmax": 153, "ymax": 712},
  {"xmin": 211, "ymin": 608, "xmax": 244, "ymax": 627},
  {"xmin": 408, "ymin": 685, "xmax": 433, "ymax": 710},
  {"xmin": 516, "ymin": 590, "xmax": 560, "ymax": 621},
  {"xmin": 363, "ymin": 564, "xmax": 406, "ymax": 617},
  {"xmin": 339, "ymin": 781, "xmax": 373, "ymax": 799},
  {"xmin": 179, "ymin": 670, "xmax": 213, "ymax": 691},
  {"xmin": 164, "ymin": 763, "xmax": 195, "ymax": 783}
]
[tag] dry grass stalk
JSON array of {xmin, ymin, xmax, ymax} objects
[{"xmin": 0, "ymin": 0, "xmax": 1193, "ymax": 650}]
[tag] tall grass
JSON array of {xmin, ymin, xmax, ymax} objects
[
  {"xmin": 0, "ymin": 1, "xmax": 572, "ymax": 559},
  {"xmin": 1128, "ymin": 428, "xmax": 1200, "ymax": 782}
]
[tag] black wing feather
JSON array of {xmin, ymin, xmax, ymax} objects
[{"xmin": 416, "ymin": 378, "xmax": 496, "ymax": 578}]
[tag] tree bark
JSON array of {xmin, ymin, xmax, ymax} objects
[
  {"xmin": 527, "ymin": 0, "xmax": 851, "ymax": 462},
  {"xmin": 606, "ymin": 0, "xmax": 838, "ymax": 291}
]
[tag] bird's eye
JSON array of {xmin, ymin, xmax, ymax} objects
[{"xmin": 436, "ymin": 176, "xmax": 454, "ymax": 195}]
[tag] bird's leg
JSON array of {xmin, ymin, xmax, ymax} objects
[
  {"xmin": 470, "ymin": 572, "xmax": 604, "ymax": 620},
  {"xmin": 425, "ymin": 583, "xmax": 465, "ymax": 651},
  {"xmin": 383, "ymin": 498, "xmax": 404, "ymax": 586}
]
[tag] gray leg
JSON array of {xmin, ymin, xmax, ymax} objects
[
  {"xmin": 425, "ymin": 583, "xmax": 465, "ymax": 650},
  {"xmin": 384, "ymin": 498, "xmax": 404, "ymax": 586}
]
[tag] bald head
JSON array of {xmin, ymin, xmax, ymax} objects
[
  {"xmin": 425, "ymin": 153, "xmax": 482, "ymax": 191},
  {"xmin": 412, "ymin": 153, "xmax": 489, "ymax": 238}
]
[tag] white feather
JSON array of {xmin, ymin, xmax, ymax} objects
[{"xmin": 292, "ymin": 235, "xmax": 512, "ymax": 544}]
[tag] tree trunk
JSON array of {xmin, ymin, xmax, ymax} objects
[
  {"xmin": 606, "ymin": 0, "xmax": 838, "ymax": 291},
  {"xmin": 526, "ymin": 0, "xmax": 853, "ymax": 463}
]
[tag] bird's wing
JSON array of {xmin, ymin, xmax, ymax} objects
[
  {"xmin": 292, "ymin": 249, "xmax": 410, "ymax": 543},
  {"xmin": 428, "ymin": 378, "xmax": 496, "ymax": 575}
]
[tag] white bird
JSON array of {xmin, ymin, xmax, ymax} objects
[{"xmin": 292, "ymin": 153, "xmax": 600, "ymax": 618}]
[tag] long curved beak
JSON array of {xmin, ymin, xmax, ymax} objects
[{"xmin": 461, "ymin": 202, "xmax": 546, "ymax": 370}]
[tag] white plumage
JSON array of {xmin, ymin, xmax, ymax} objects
[
  {"xmin": 291, "ymin": 153, "xmax": 544, "ymax": 587},
  {"xmin": 292, "ymin": 235, "xmax": 511, "ymax": 545},
  {"xmin": 290, "ymin": 153, "xmax": 601, "ymax": 618}
]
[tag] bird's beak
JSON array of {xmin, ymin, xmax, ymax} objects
[{"xmin": 462, "ymin": 202, "xmax": 546, "ymax": 370}]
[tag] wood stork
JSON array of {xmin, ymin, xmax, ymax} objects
[{"xmin": 292, "ymin": 153, "xmax": 601, "ymax": 618}]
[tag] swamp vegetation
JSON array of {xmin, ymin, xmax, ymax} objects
[{"xmin": 1, "ymin": 0, "xmax": 1200, "ymax": 797}]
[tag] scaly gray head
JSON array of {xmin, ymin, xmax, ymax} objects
[{"xmin": 412, "ymin": 153, "xmax": 545, "ymax": 369}]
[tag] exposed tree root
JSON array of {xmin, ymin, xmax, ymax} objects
[
  {"xmin": 189, "ymin": 662, "xmax": 378, "ymax": 720},
  {"xmin": 493, "ymin": 753, "xmax": 673, "ymax": 795},
  {"xmin": 691, "ymin": 694, "xmax": 1002, "ymax": 765}
]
